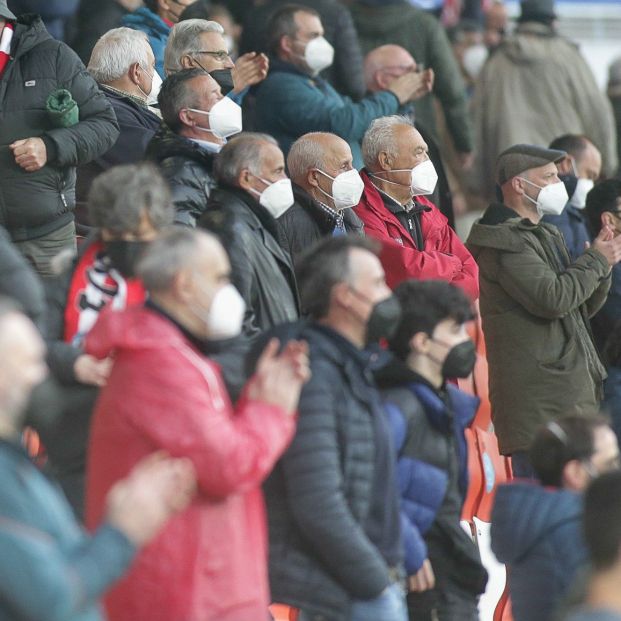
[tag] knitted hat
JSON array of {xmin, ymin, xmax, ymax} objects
[
  {"xmin": 496, "ymin": 144, "xmax": 566, "ymax": 185},
  {"xmin": 0, "ymin": 1, "xmax": 16, "ymax": 20}
]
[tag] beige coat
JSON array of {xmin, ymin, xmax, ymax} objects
[{"xmin": 472, "ymin": 22, "xmax": 617, "ymax": 200}]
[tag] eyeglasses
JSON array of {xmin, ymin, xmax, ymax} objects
[{"xmin": 193, "ymin": 50, "xmax": 231, "ymax": 62}]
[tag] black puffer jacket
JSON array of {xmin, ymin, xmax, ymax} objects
[
  {"xmin": 0, "ymin": 15, "xmax": 119, "ymax": 241},
  {"xmin": 278, "ymin": 183, "xmax": 365, "ymax": 269},
  {"xmin": 199, "ymin": 185, "xmax": 299, "ymax": 338},
  {"xmin": 146, "ymin": 124, "xmax": 217, "ymax": 227},
  {"xmin": 264, "ymin": 323, "xmax": 393, "ymax": 621},
  {"xmin": 240, "ymin": 0, "xmax": 366, "ymax": 101}
]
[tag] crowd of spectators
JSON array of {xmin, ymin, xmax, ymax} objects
[{"xmin": 2, "ymin": 0, "xmax": 621, "ymax": 620}]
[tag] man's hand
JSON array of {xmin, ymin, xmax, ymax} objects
[
  {"xmin": 247, "ymin": 338, "xmax": 310, "ymax": 415},
  {"xmin": 74, "ymin": 354, "xmax": 113, "ymax": 387},
  {"xmin": 10, "ymin": 138, "xmax": 47, "ymax": 172},
  {"xmin": 106, "ymin": 452, "xmax": 197, "ymax": 547},
  {"xmin": 388, "ymin": 68, "xmax": 434, "ymax": 105},
  {"xmin": 408, "ymin": 559, "xmax": 435, "ymax": 593},
  {"xmin": 232, "ymin": 52, "xmax": 269, "ymax": 93},
  {"xmin": 591, "ymin": 225, "xmax": 621, "ymax": 267}
]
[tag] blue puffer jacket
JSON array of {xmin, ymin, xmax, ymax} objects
[
  {"xmin": 252, "ymin": 59, "xmax": 400, "ymax": 167},
  {"xmin": 122, "ymin": 8, "xmax": 170, "ymax": 78},
  {"xmin": 378, "ymin": 362, "xmax": 479, "ymax": 575},
  {"xmin": 491, "ymin": 483, "xmax": 587, "ymax": 621}
]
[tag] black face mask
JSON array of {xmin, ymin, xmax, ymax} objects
[
  {"xmin": 559, "ymin": 173, "xmax": 578, "ymax": 202},
  {"xmin": 435, "ymin": 339, "xmax": 476, "ymax": 379},
  {"xmin": 210, "ymin": 69, "xmax": 235, "ymax": 96},
  {"xmin": 105, "ymin": 240, "xmax": 150, "ymax": 278}
]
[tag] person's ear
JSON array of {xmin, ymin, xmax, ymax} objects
[
  {"xmin": 511, "ymin": 176, "xmax": 526, "ymax": 196},
  {"xmin": 180, "ymin": 54, "xmax": 195, "ymax": 70},
  {"xmin": 410, "ymin": 331, "xmax": 430, "ymax": 355},
  {"xmin": 178, "ymin": 108, "xmax": 194, "ymax": 128},
  {"xmin": 331, "ymin": 281, "xmax": 353, "ymax": 311},
  {"xmin": 378, "ymin": 150, "xmax": 393, "ymax": 172},
  {"xmin": 562, "ymin": 459, "xmax": 590, "ymax": 491},
  {"xmin": 375, "ymin": 69, "xmax": 390, "ymax": 91},
  {"xmin": 307, "ymin": 168, "xmax": 321, "ymax": 189},
  {"xmin": 173, "ymin": 268, "xmax": 194, "ymax": 305},
  {"xmin": 281, "ymin": 34, "xmax": 295, "ymax": 56},
  {"xmin": 556, "ymin": 156, "xmax": 574, "ymax": 176},
  {"xmin": 602, "ymin": 211, "xmax": 615, "ymax": 229},
  {"xmin": 238, "ymin": 168, "xmax": 255, "ymax": 193}
]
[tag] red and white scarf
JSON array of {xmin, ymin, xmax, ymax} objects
[{"xmin": 0, "ymin": 22, "xmax": 14, "ymax": 78}]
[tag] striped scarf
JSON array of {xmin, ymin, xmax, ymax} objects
[{"xmin": 0, "ymin": 22, "xmax": 14, "ymax": 78}]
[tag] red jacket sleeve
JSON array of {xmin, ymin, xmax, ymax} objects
[{"xmin": 120, "ymin": 350, "xmax": 296, "ymax": 499}]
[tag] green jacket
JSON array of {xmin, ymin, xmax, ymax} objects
[
  {"xmin": 351, "ymin": 1, "xmax": 472, "ymax": 153},
  {"xmin": 467, "ymin": 204, "xmax": 611, "ymax": 454}
]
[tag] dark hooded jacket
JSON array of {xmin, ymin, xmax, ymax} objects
[
  {"xmin": 0, "ymin": 15, "xmax": 119, "ymax": 241},
  {"xmin": 146, "ymin": 125, "xmax": 217, "ymax": 227},
  {"xmin": 491, "ymin": 483, "xmax": 587, "ymax": 621},
  {"xmin": 466, "ymin": 204, "xmax": 610, "ymax": 454}
]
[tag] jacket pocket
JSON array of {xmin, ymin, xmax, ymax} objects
[{"xmin": 537, "ymin": 340, "xmax": 577, "ymax": 374}]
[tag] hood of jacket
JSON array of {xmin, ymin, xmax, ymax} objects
[
  {"xmin": 146, "ymin": 124, "xmax": 216, "ymax": 168},
  {"xmin": 491, "ymin": 482, "xmax": 583, "ymax": 564},
  {"xmin": 466, "ymin": 203, "xmax": 536, "ymax": 257},
  {"xmin": 11, "ymin": 15, "xmax": 51, "ymax": 59},
  {"xmin": 121, "ymin": 7, "xmax": 170, "ymax": 36},
  {"xmin": 497, "ymin": 22, "xmax": 570, "ymax": 66},
  {"xmin": 85, "ymin": 305, "xmax": 188, "ymax": 361}
]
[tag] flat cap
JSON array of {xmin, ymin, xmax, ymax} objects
[
  {"xmin": 520, "ymin": 0, "xmax": 556, "ymax": 21},
  {"xmin": 0, "ymin": 1, "xmax": 16, "ymax": 20},
  {"xmin": 496, "ymin": 143, "xmax": 566, "ymax": 185}
]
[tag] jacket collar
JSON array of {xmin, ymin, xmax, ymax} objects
[
  {"xmin": 292, "ymin": 183, "xmax": 340, "ymax": 234},
  {"xmin": 12, "ymin": 15, "xmax": 50, "ymax": 59},
  {"xmin": 123, "ymin": 7, "xmax": 171, "ymax": 36},
  {"xmin": 146, "ymin": 124, "xmax": 216, "ymax": 168}
]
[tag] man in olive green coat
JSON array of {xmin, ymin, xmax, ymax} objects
[{"xmin": 467, "ymin": 144, "xmax": 621, "ymax": 476}]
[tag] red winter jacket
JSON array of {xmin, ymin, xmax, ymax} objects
[
  {"xmin": 354, "ymin": 170, "xmax": 479, "ymax": 299},
  {"xmin": 85, "ymin": 306, "xmax": 296, "ymax": 621}
]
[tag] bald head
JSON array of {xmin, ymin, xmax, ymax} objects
[
  {"xmin": 287, "ymin": 132, "xmax": 357, "ymax": 210},
  {"xmin": 0, "ymin": 307, "xmax": 47, "ymax": 433},
  {"xmin": 364, "ymin": 45, "xmax": 417, "ymax": 93}
]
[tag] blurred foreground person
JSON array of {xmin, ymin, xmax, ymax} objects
[
  {"xmin": 564, "ymin": 470, "xmax": 621, "ymax": 621},
  {"xmin": 493, "ymin": 416, "xmax": 619, "ymax": 621},
  {"xmin": 43, "ymin": 163, "xmax": 174, "ymax": 518},
  {"xmin": 0, "ymin": 296, "xmax": 196, "ymax": 621},
  {"xmin": 86, "ymin": 227, "xmax": 309, "ymax": 621}
]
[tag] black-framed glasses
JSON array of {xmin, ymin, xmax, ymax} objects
[{"xmin": 193, "ymin": 50, "xmax": 231, "ymax": 62}]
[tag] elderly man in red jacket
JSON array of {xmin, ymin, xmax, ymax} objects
[
  {"xmin": 85, "ymin": 227, "xmax": 309, "ymax": 621},
  {"xmin": 355, "ymin": 115, "xmax": 479, "ymax": 299}
]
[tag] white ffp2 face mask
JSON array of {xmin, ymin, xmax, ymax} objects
[
  {"xmin": 569, "ymin": 178, "xmax": 594, "ymax": 210},
  {"xmin": 409, "ymin": 159, "xmax": 438, "ymax": 196},
  {"xmin": 521, "ymin": 178, "xmax": 569, "ymax": 217},
  {"xmin": 316, "ymin": 168, "xmax": 364, "ymax": 211},
  {"xmin": 462, "ymin": 44, "xmax": 488, "ymax": 79},
  {"xmin": 187, "ymin": 96, "xmax": 243, "ymax": 139},
  {"xmin": 251, "ymin": 177, "xmax": 295, "ymax": 218},
  {"xmin": 206, "ymin": 284, "xmax": 246, "ymax": 340},
  {"xmin": 147, "ymin": 70, "xmax": 162, "ymax": 106},
  {"xmin": 304, "ymin": 36, "xmax": 334, "ymax": 75}
]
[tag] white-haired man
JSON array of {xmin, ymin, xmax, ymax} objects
[
  {"xmin": 164, "ymin": 18, "xmax": 268, "ymax": 103},
  {"xmin": 77, "ymin": 27, "xmax": 162, "ymax": 213},
  {"xmin": 355, "ymin": 115, "xmax": 479, "ymax": 298}
]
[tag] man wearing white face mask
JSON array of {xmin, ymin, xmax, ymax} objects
[
  {"xmin": 467, "ymin": 143, "xmax": 621, "ymax": 478},
  {"xmin": 86, "ymin": 227, "xmax": 311, "ymax": 621},
  {"xmin": 200, "ymin": 133, "xmax": 300, "ymax": 338},
  {"xmin": 281, "ymin": 132, "xmax": 366, "ymax": 267},
  {"xmin": 253, "ymin": 4, "xmax": 431, "ymax": 167},
  {"xmin": 355, "ymin": 115, "xmax": 479, "ymax": 299},
  {"xmin": 77, "ymin": 28, "xmax": 162, "ymax": 223},
  {"xmin": 147, "ymin": 68, "xmax": 242, "ymax": 226},
  {"xmin": 543, "ymin": 134, "xmax": 602, "ymax": 262}
]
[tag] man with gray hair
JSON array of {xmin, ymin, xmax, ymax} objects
[
  {"xmin": 200, "ymin": 133, "xmax": 299, "ymax": 337},
  {"xmin": 355, "ymin": 115, "xmax": 479, "ymax": 297},
  {"xmin": 85, "ymin": 226, "xmax": 310, "ymax": 621},
  {"xmin": 164, "ymin": 18, "xmax": 268, "ymax": 103},
  {"xmin": 147, "ymin": 67, "xmax": 242, "ymax": 226},
  {"xmin": 77, "ymin": 27, "xmax": 162, "ymax": 217},
  {"xmin": 42, "ymin": 162, "xmax": 174, "ymax": 517},
  {"xmin": 280, "ymin": 131, "xmax": 365, "ymax": 267}
]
